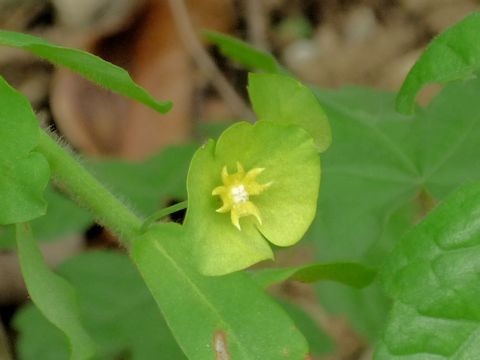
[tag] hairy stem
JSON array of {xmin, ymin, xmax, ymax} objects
[{"xmin": 37, "ymin": 130, "xmax": 143, "ymax": 244}]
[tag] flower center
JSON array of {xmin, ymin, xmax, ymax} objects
[
  {"xmin": 231, "ymin": 184, "xmax": 249, "ymax": 203},
  {"xmin": 212, "ymin": 161, "xmax": 271, "ymax": 230}
]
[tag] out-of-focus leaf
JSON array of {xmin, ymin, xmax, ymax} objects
[
  {"xmin": 0, "ymin": 76, "xmax": 49, "ymax": 224},
  {"xmin": 89, "ymin": 144, "xmax": 196, "ymax": 215},
  {"xmin": 16, "ymin": 223, "xmax": 96, "ymax": 360},
  {"xmin": 396, "ymin": 12, "xmax": 480, "ymax": 114},
  {"xmin": 375, "ymin": 182, "xmax": 480, "ymax": 359},
  {"xmin": 14, "ymin": 251, "xmax": 185, "ymax": 360},
  {"xmin": 248, "ymin": 73, "xmax": 331, "ymax": 152},
  {"xmin": 250, "ymin": 262, "xmax": 376, "ymax": 289},
  {"xmin": 308, "ymin": 78, "xmax": 480, "ymax": 340},
  {"xmin": 278, "ymin": 299, "xmax": 335, "ymax": 357},
  {"xmin": 0, "ymin": 30, "xmax": 172, "ymax": 114},
  {"xmin": 1, "ymin": 145, "xmax": 195, "ymax": 248},
  {"xmin": 204, "ymin": 30, "xmax": 283, "ymax": 73},
  {"xmin": 133, "ymin": 223, "xmax": 310, "ymax": 359},
  {"xmin": 0, "ymin": 186, "xmax": 92, "ymax": 248},
  {"xmin": 50, "ymin": 1, "xmax": 193, "ymax": 159}
]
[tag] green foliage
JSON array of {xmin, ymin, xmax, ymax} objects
[
  {"xmin": 250, "ymin": 262, "xmax": 376, "ymax": 289},
  {"xmin": 396, "ymin": 12, "xmax": 480, "ymax": 114},
  {"xmin": 5, "ymin": 13, "xmax": 480, "ymax": 359},
  {"xmin": 0, "ymin": 186, "xmax": 92, "ymax": 248},
  {"xmin": 88, "ymin": 145, "xmax": 195, "ymax": 216},
  {"xmin": 248, "ymin": 73, "xmax": 332, "ymax": 152},
  {"xmin": 0, "ymin": 76, "xmax": 49, "ymax": 224},
  {"xmin": 375, "ymin": 183, "xmax": 480, "ymax": 359},
  {"xmin": 203, "ymin": 31, "xmax": 283, "ymax": 73},
  {"xmin": 132, "ymin": 223, "xmax": 310, "ymax": 359},
  {"xmin": 0, "ymin": 30, "xmax": 171, "ymax": 113},
  {"xmin": 0, "ymin": 145, "xmax": 194, "ymax": 249},
  {"xmin": 303, "ymin": 78, "xmax": 480, "ymax": 339},
  {"xmin": 15, "ymin": 251, "xmax": 185, "ymax": 360},
  {"xmin": 184, "ymin": 121, "xmax": 320, "ymax": 275},
  {"xmin": 278, "ymin": 299, "xmax": 335, "ymax": 357},
  {"xmin": 15, "ymin": 223, "xmax": 96, "ymax": 360}
]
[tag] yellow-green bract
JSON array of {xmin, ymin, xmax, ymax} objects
[{"xmin": 183, "ymin": 120, "xmax": 320, "ymax": 275}]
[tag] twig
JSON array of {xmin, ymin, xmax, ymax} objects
[
  {"xmin": 167, "ymin": 0, "xmax": 254, "ymax": 121},
  {"xmin": 245, "ymin": 0, "xmax": 269, "ymax": 51}
]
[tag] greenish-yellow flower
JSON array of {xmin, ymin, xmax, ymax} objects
[{"xmin": 212, "ymin": 162, "xmax": 272, "ymax": 230}]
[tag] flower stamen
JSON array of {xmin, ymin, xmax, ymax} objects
[{"xmin": 212, "ymin": 162, "xmax": 271, "ymax": 230}]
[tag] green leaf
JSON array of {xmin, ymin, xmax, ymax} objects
[
  {"xmin": 15, "ymin": 223, "xmax": 96, "ymax": 360},
  {"xmin": 0, "ymin": 30, "xmax": 171, "ymax": 113},
  {"xmin": 308, "ymin": 78, "xmax": 480, "ymax": 341},
  {"xmin": 203, "ymin": 31, "xmax": 283, "ymax": 73},
  {"xmin": 375, "ymin": 182, "xmax": 480, "ymax": 359},
  {"xmin": 14, "ymin": 251, "xmax": 185, "ymax": 360},
  {"xmin": 0, "ymin": 144, "xmax": 195, "ymax": 248},
  {"xmin": 250, "ymin": 262, "xmax": 376, "ymax": 289},
  {"xmin": 132, "ymin": 223, "xmax": 310, "ymax": 359},
  {"xmin": 0, "ymin": 186, "xmax": 93, "ymax": 248},
  {"xmin": 396, "ymin": 12, "xmax": 480, "ymax": 114},
  {"xmin": 277, "ymin": 299, "xmax": 335, "ymax": 356},
  {"xmin": 184, "ymin": 121, "xmax": 320, "ymax": 275},
  {"xmin": 88, "ymin": 144, "xmax": 196, "ymax": 216},
  {"xmin": 248, "ymin": 73, "xmax": 331, "ymax": 152},
  {"xmin": 0, "ymin": 75, "xmax": 49, "ymax": 224}
]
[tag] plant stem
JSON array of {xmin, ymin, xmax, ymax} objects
[
  {"xmin": 141, "ymin": 200, "xmax": 188, "ymax": 232},
  {"xmin": 37, "ymin": 130, "xmax": 143, "ymax": 245}
]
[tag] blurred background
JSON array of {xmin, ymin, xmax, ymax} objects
[{"xmin": 0, "ymin": 0, "xmax": 478, "ymax": 359}]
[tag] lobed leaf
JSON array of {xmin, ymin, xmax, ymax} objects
[
  {"xmin": 0, "ymin": 75, "xmax": 49, "ymax": 224},
  {"xmin": 375, "ymin": 182, "xmax": 480, "ymax": 359},
  {"xmin": 309, "ymin": 78, "xmax": 480, "ymax": 340},
  {"xmin": 0, "ymin": 30, "xmax": 171, "ymax": 113},
  {"xmin": 396, "ymin": 12, "xmax": 480, "ymax": 114},
  {"xmin": 16, "ymin": 223, "xmax": 96, "ymax": 360},
  {"xmin": 204, "ymin": 30, "xmax": 283, "ymax": 73},
  {"xmin": 248, "ymin": 73, "xmax": 331, "ymax": 152},
  {"xmin": 132, "ymin": 223, "xmax": 310, "ymax": 359},
  {"xmin": 251, "ymin": 262, "xmax": 376, "ymax": 289}
]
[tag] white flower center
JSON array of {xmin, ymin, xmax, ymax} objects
[{"xmin": 231, "ymin": 184, "xmax": 249, "ymax": 204}]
